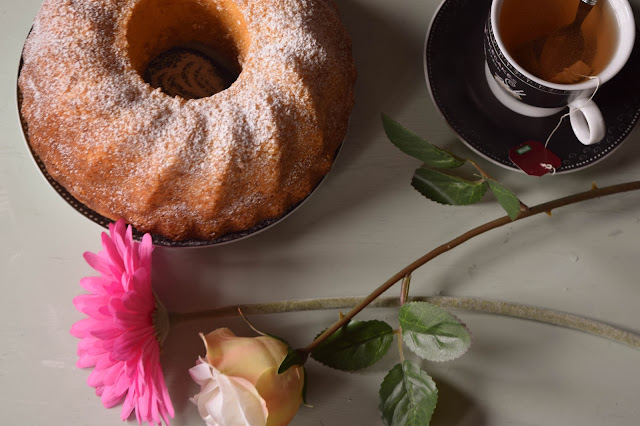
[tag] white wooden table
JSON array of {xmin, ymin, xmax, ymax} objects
[{"xmin": 2, "ymin": 0, "xmax": 640, "ymax": 425}]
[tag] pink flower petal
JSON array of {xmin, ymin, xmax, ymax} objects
[
  {"xmin": 71, "ymin": 219, "xmax": 173, "ymax": 425},
  {"xmin": 114, "ymin": 310, "xmax": 151, "ymax": 330},
  {"xmin": 73, "ymin": 294, "xmax": 110, "ymax": 318},
  {"xmin": 77, "ymin": 353, "xmax": 102, "ymax": 369},
  {"xmin": 101, "ymin": 382, "xmax": 126, "ymax": 408},
  {"xmin": 90, "ymin": 326, "xmax": 123, "ymax": 340},
  {"xmin": 150, "ymin": 389, "xmax": 161, "ymax": 425},
  {"xmin": 138, "ymin": 383, "xmax": 151, "ymax": 421},
  {"xmin": 83, "ymin": 251, "xmax": 117, "ymax": 280},
  {"xmin": 80, "ymin": 276, "xmax": 113, "ymax": 294},
  {"xmin": 123, "ymin": 246, "xmax": 135, "ymax": 277},
  {"xmin": 121, "ymin": 388, "xmax": 136, "ymax": 421},
  {"xmin": 110, "ymin": 293, "xmax": 153, "ymax": 323},
  {"xmin": 105, "ymin": 279, "xmax": 125, "ymax": 295},
  {"xmin": 122, "ymin": 291, "xmax": 149, "ymax": 312},
  {"xmin": 87, "ymin": 366, "xmax": 108, "ymax": 388},
  {"xmin": 71, "ymin": 318, "xmax": 101, "ymax": 338},
  {"xmin": 112, "ymin": 328, "xmax": 152, "ymax": 361},
  {"xmin": 126, "ymin": 248, "xmax": 136, "ymax": 277},
  {"xmin": 98, "ymin": 304, "xmax": 111, "ymax": 318},
  {"xmin": 102, "ymin": 232, "xmax": 125, "ymax": 277},
  {"xmin": 103, "ymin": 360, "xmax": 125, "ymax": 386},
  {"xmin": 124, "ymin": 223, "xmax": 134, "ymax": 249},
  {"xmin": 114, "ymin": 369, "xmax": 133, "ymax": 397},
  {"xmin": 112, "ymin": 226, "xmax": 128, "ymax": 262},
  {"xmin": 95, "ymin": 355, "xmax": 117, "ymax": 371},
  {"xmin": 139, "ymin": 234, "xmax": 153, "ymax": 269},
  {"xmin": 156, "ymin": 373, "xmax": 175, "ymax": 423},
  {"xmin": 131, "ymin": 268, "xmax": 151, "ymax": 297},
  {"xmin": 78, "ymin": 336, "xmax": 107, "ymax": 356},
  {"xmin": 107, "ymin": 297, "xmax": 127, "ymax": 317}
]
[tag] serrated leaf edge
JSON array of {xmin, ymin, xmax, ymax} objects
[
  {"xmin": 381, "ymin": 114, "xmax": 466, "ymax": 169},
  {"xmin": 378, "ymin": 361, "xmax": 439, "ymax": 426},
  {"xmin": 487, "ymin": 178, "xmax": 521, "ymax": 221},
  {"xmin": 411, "ymin": 167, "xmax": 489, "ymax": 206},
  {"xmin": 400, "ymin": 301, "xmax": 473, "ymax": 363},
  {"xmin": 310, "ymin": 320, "xmax": 394, "ymax": 371}
]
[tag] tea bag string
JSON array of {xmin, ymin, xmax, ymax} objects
[
  {"xmin": 544, "ymin": 74, "xmax": 601, "ymax": 148},
  {"xmin": 541, "ymin": 73, "xmax": 601, "ymax": 175}
]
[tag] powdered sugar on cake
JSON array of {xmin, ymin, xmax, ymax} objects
[{"xmin": 18, "ymin": 0, "xmax": 356, "ymax": 240}]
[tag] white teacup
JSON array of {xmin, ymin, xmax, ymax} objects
[{"xmin": 484, "ymin": 0, "xmax": 635, "ymax": 145}]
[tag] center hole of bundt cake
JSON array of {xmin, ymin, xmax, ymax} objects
[
  {"xmin": 126, "ymin": 0, "xmax": 248, "ymax": 100},
  {"xmin": 143, "ymin": 47, "xmax": 239, "ymax": 100}
]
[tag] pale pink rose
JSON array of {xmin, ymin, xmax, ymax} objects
[{"xmin": 189, "ymin": 328, "xmax": 305, "ymax": 426}]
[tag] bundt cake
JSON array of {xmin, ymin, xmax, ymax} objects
[{"xmin": 18, "ymin": 0, "xmax": 356, "ymax": 241}]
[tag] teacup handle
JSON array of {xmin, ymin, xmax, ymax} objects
[{"xmin": 568, "ymin": 97, "xmax": 605, "ymax": 145}]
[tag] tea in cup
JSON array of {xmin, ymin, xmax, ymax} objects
[{"xmin": 484, "ymin": 0, "xmax": 635, "ymax": 145}]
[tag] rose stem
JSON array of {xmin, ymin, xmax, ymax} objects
[
  {"xmin": 301, "ymin": 180, "xmax": 640, "ymax": 354},
  {"xmin": 169, "ymin": 181, "xmax": 640, "ymax": 352}
]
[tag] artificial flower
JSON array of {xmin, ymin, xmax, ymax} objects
[
  {"xmin": 70, "ymin": 219, "xmax": 174, "ymax": 426},
  {"xmin": 189, "ymin": 328, "xmax": 305, "ymax": 426}
]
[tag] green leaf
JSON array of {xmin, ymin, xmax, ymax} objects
[
  {"xmin": 379, "ymin": 361, "xmax": 438, "ymax": 426},
  {"xmin": 301, "ymin": 366, "xmax": 309, "ymax": 405},
  {"xmin": 399, "ymin": 302, "xmax": 471, "ymax": 362},
  {"xmin": 382, "ymin": 114, "xmax": 466, "ymax": 169},
  {"xmin": 412, "ymin": 167, "xmax": 488, "ymax": 205},
  {"xmin": 277, "ymin": 347, "xmax": 309, "ymax": 405},
  {"xmin": 487, "ymin": 179, "xmax": 521, "ymax": 220},
  {"xmin": 278, "ymin": 347, "xmax": 306, "ymax": 374},
  {"xmin": 311, "ymin": 320, "xmax": 394, "ymax": 371}
]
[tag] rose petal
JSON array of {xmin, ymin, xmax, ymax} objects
[
  {"xmin": 191, "ymin": 361, "xmax": 268, "ymax": 426},
  {"xmin": 212, "ymin": 371, "xmax": 268, "ymax": 426},
  {"xmin": 203, "ymin": 329, "xmax": 288, "ymax": 383},
  {"xmin": 255, "ymin": 366, "xmax": 304, "ymax": 426},
  {"xmin": 189, "ymin": 359, "xmax": 213, "ymax": 385}
]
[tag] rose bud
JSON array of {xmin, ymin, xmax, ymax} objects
[{"xmin": 189, "ymin": 328, "xmax": 305, "ymax": 426}]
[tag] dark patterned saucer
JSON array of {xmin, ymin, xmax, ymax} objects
[{"xmin": 424, "ymin": 0, "xmax": 640, "ymax": 173}]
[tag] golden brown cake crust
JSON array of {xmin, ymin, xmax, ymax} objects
[{"xmin": 19, "ymin": 0, "xmax": 356, "ymax": 241}]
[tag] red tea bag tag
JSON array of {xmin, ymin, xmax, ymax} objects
[{"xmin": 509, "ymin": 141, "xmax": 562, "ymax": 176}]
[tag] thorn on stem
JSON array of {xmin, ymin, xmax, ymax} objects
[{"xmin": 401, "ymin": 274, "xmax": 412, "ymax": 306}]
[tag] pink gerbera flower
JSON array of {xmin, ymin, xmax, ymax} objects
[{"xmin": 71, "ymin": 220, "xmax": 174, "ymax": 426}]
